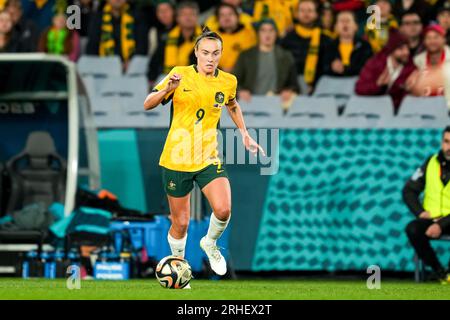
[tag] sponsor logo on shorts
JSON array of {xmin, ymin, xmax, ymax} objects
[{"xmin": 168, "ymin": 180, "xmax": 177, "ymax": 191}]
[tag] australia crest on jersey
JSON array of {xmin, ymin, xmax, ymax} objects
[{"xmin": 214, "ymin": 91, "xmax": 225, "ymax": 108}]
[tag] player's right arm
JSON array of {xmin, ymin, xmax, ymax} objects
[{"xmin": 143, "ymin": 73, "xmax": 181, "ymax": 110}]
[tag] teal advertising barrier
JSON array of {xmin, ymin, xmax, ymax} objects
[
  {"xmin": 252, "ymin": 129, "xmax": 450, "ymax": 272},
  {"xmin": 97, "ymin": 128, "xmax": 450, "ymax": 272},
  {"xmin": 98, "ymin": 129, "xmax": 147, "ymax": 212}
]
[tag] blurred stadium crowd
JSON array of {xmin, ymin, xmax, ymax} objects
[{"xmin": 1, "ymin": 0, "xmax": 450, "ymax": 113}]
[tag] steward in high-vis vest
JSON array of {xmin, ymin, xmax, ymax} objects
[{"xmin": 404, "ymin": 126, "xmax": 450, "ymax": 283}]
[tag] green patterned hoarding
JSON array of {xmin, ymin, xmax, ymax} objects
[{"xmin": 253, "ymin": 129, "xmax": 450, "ymax": 272}]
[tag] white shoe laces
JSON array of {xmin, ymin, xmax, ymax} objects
[
  {"xmin": 210, "ymin": 246, "xmax": 221, "ymax": 261},
  {"xmin": 205, "ymin": 243, "xmax": 223, "ymax": 262}
]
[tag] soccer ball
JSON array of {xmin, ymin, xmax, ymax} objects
[{"xmin": 155, "ymin": 256, "xmax": 192, "ymax": 289}]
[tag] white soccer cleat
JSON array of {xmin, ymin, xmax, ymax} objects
[
  {"xmin": 182, "ymin": 283, "xmax": 191, "ymax": 290},
  {"xmin": 200, "ymin": 236, "xmax": 227, "ymax": 276}
]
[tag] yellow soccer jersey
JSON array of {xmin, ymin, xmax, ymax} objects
[{"xmin": 154, "ymin": 65, "xmax": 237, "ymax": 172}]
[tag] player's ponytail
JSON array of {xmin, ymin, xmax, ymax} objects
[{"xmin": 194, "ymin": 27, "xmax": 223, "ymax": 49}]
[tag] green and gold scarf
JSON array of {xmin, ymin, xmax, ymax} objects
[
  {"xmin": 99, "ymin": 3, "xmax": 135, "ymax": 62},
  {"xmin": 295, "ymin": 24, "xmax": 321, "ymax": 85}
]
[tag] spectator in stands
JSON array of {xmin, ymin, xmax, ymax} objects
[
  {"xmin": 365, "ymin": 0, "xmax": 398, "ymax": 53},
  {"xmin": 70, "ymin": 0, "xmax": 101, "ymax": 38},
  {"xmin": 323, "ymin": 11, "xmax": 372, "ymax": 77},
  {"xmin": 0, "ymin": 10, "xmax": 20, "ymax": 52},
  {"xmin": 21, "ymin": 0, "xmax": 55, "ymax": 33},
  {"xmin": 252, "ymin": 0, "xmax": 296, "ymax": 37},
  {"xmin": 355, "ymin": 30, "xmax": 416, "ymax": 111},
  {"xmin": 148, "ymin": 0, "xmax": 175, "ymax": 58},
  {"xmin": 399, "ymin": 11, "xmax": 424, "ymax": 57},
  {"xmin": 407, "ymin": 24, "xmax": 450, "ymax": 108},
  {"xmin": 213, "ymin": 3, "xmax": 256, "ymax": 73},
  {"xmin": 86, "ymin": 0, "xmax": 148, "ymax": 69},
  {"xmin": 147, "ymin": 1, "xmax": 202, "ymax": 85},
  {"xmin": 233, "ymin": 19, "xmax": 300, "ymax": 104},
  {"xmin": 437, "ymin": 3, "xmax": 450, "ymax": 45},
  {"xmin": 38, "ymin": 13, "xmax": 80, "ymax": 61},
  {"xmin": 321, "ymin": 2, "xmax": 336, "ymax": 39},
  {"xmin": 404, "ymin": 126, "xmax": 450, "ymax": 284},
  {"xmin": 281, "ymin": 0, "xmax": 332, "ymax": 94},
  {"xmin": 5, "ymin": 0, "xmax": 38, "ymax": 52},
  {"xmin": 393, "ymin": 0, "xmax": 432, "ymax": 26},
  {"xmin": 203, "ymin": 0, "xmax": 253, "ymax": 31}
]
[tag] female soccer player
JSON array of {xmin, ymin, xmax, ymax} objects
[{"xmin": 143, "ymin": 28, "xmax": 265, "ymax": 278}]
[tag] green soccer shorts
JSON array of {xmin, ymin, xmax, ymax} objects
[{"xmin": 161, "ymin": 163, "xmax": 229, "ymax": 197}]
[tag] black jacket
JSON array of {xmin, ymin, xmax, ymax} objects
[
  {"xmin": 11, "ymin": 17, "xmax": 38, "ymax": 52},
  {"xmin": 233, "ymin": 45, "xmax": 300, "ymax": 94},
  {"xmin": 323, "ymin": 37, "xmax": 373, "ymax": 77},
  {"xmin": 280, "ymin": 28, "xmax": 332, "ymax": 87},
  {"xmin": 403, "ymin": 151, "xmax": 450, "ymax": 228}
]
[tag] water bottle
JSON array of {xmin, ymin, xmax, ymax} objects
[
  {"xmin": 41, "ymin": 251, "xmax": 52, "ymax": 278},
  {"xmin": 44, "ymin": 251, "xmax": 58, "ymax": 279},
  {"xmin": 22, "ymin": 250, "xmax": 38, "ymax": 279}
]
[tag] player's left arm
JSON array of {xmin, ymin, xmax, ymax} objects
[{"xmin": 226, "ymin": 98, "xmax": 265, "ymax": 156}]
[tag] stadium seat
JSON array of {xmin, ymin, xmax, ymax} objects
[
  {"xmin": 90, "ymin": 75, "xmax": 172, "ymax": 128},
  {"xmin": 123, "ymin": 104, "xmax": 171, "ymax": 129},
  {"xmin": 79, "ymin": 75, "xmax": 99, "ymax": 106},
  {"xmin": 141, "ymin": 104, "xmax": 172, "ymax": 128},
  {"xmin": 5, "ymin": 131, "xmax": 66, "ymax": 213},
  {"xmin": 313, "ymin": 75, "xmax": 358, "ymax": 107},
  {"xmin": 125, "ymin": 55, "xmax": 149, "ymax": 78},
  {"xmin": 92, "ymin": 76, "xmax": 151, "ymax": 128},
  {"xmin": 283, "ymin": 96, "xmax": 338, "ymax": 128},
  {"xmin": 89, "ymin": 76, "xmax": 123, "ymax": 114},
  {"xmin": 341, "ymin": 95, "xmax": 394, "ymax": 128},
  {"xmin": 222, "ymin": 96, "xmax": 284, "ymax": 128},
  {"xmin": 396, "ymin": 96, "xmax": 450, "ymax": 128},
  {"xmin": 77, "ymin": 56, "xmax": 122, "ymax": 78},
  {"xmin": 119, "ymin": 76, "xmax": 148, "ymax": 104}
]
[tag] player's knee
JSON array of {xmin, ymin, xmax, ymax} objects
[{"xmin": 214, "ymin": 206, "xmax": 231, "ymax": 221}]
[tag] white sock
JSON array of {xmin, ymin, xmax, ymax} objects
[
  {"xmin": 167, "ymin": 232, "xmax": 187, "ymax": 258},
  {"xmin": 205, "ymin": 212, "xmax": 230, "ymax": 245}
]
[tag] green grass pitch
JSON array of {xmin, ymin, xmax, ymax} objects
[{"xmin": 1, "ymin": 278, "xmax": 450, "ymax": 299}]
